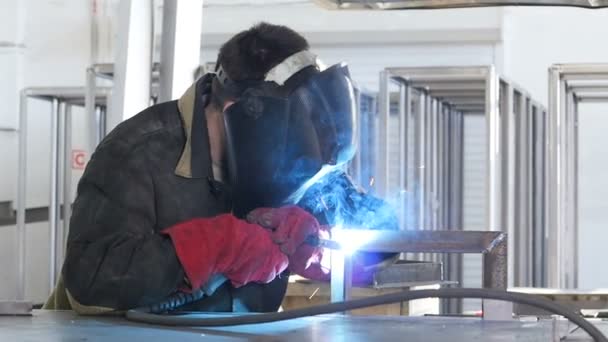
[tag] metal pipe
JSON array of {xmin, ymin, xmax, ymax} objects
[
  {"xmin": 414, "ymin": 92, "xmax": 426, "ymax": 235},
  {"xmin": 48, "ymin": 99, "xmax": 61, "ymax": 291},
  {"xmin": 546, "ymin": 67, "xmax": 560, "ymax": 288},
  {"xmin": 377, "ymin": 71, "xmax": 390, "ymax": 197},
  {"xmin": 16, "ymin": 90, "xmax": 28, "ymax": 300},
  {"xmin": 335, "ymin": 229, "xmax": 508, "ymax": 290},
  {"xmin": 85, "ymin": 67, "xmax": 99, "ymax": 151},
  {"xmin": 485, "ymin": 67, "xmax": 501, "ymax": 231},
  {"xmin": 61, "ymin": 104, "xmax": 73, "ymax": 270},
  {"xmin": 573, "ymin": 94, "xmax": 580, "ymax": 289},
  {"xmin": 503, "ymin": 85, "xmax": 515, "ymax": 287},
  {"xmin": 398, "ymin": 83, "xmax": 408, "ymax": 229},
  {"xmin": 330, "ymin": 249, "xmax": 352, "ymax": 304}
]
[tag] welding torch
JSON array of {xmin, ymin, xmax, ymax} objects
[{"xmin": 305, "ymin": 234, "xmax": 342, "ymax": 250}]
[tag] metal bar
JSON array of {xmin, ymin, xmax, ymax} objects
[
  {"xmin": 60, "ymin": 104, "xmax": 73, "ymax": 271},
  {"xmin": 398, "ymin": 83, "xmax": 409, "ymax": 229},
  {"xmin": 330, "ymin": 249, "xmax": 352, "ymax": 305},
  {"xmin": 546, "ymin": 67, "xmax": 560, "ymax": 288},
  {"xmin": 16, "ymin": 91, "xmax": 28, "ymax": 300},
  {"xmin": 572, "ymin": 94, "xmax": 580, "ymax": 289},
  {"xmin": 378, "ymin": 71, "xmax": 390, "ymax": 197},
  {"xmin": 423, "ymin": 95, "xmax": 433, "ymax": 261},
  {"xmin": 345, "ymin": 229, "xmax": 505, "ymax": 254},
  {"xmin": 485, "ymin": 66, "xmax": 501, "ymax": 231},
  {"xmin": 576, "ymin": 95, "xmax": 608, "ymax": 102},
  {"xmin": 503, "ymin": 84, "xmax": 515, "ymax": 287},
  {"xmin": 48, "ymin": 99, "xmax": 60, "ymax": 291},
  {"xmin": 525, "ymin": 98, "xmax": 534, "ymax": 286},
  {"xmin": 566, "ymin": 90, "xmax": 578, "ymax": 288},
  {"xmin": 85, "ymin": 67, "xmax": 100, "ymax": 151},
  {"xmin": 351, "ymin": 89, "xmax": 363, "ymax": 185},
  {"xmin": 568, "ymin": 85, "xmax": 608, "ymax": 93},
  {"xmin": 331, "ymin": 229, "xmax": 508, "ymax": 306},
  {"xmin": 532, "ymin": 109, "xmax": 547, "ymax": 287}
]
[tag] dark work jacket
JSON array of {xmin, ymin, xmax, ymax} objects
[{"xmin": 61, "ymin": 75, "xmax": 289, "ymax": 312}]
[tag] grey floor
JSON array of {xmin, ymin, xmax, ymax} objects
[{"xmin": 2, "ymin": 310, "xmax": 608, "ymax": 341}]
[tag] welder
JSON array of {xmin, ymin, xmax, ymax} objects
[{"xmin": 44, "ymin": 22, "xmax": 397, "ymax": 314}]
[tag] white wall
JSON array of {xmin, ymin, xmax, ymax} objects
[
  {"xmin": 502, "ymin": 7, "xmax": 608, "ymax": 289},
  {"xmin": 0, "ymin": 0, "xmax": 90, "ymax": 302}
]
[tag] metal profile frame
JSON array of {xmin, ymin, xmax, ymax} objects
[
  {"xmin": 342, "ymin": 66, "xmax": 546, "ymax": 315},
  {"xmin": 546, "ymin": 63, "xmax": 608, "ymax": 289},
  {"xmin": 17, "ymin": 87, "xmax": 110, "ymax": 299},
  {"xmin": 313, "ymin": 0, "xmax": 608, "ymax": 9},
  {"xmin": 330, "ymin": 230, "xmax": 508, "ymax": 318}
]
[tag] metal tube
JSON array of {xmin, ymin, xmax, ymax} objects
[
  {"xmin": 559, "ymin": 76, "xmax": 569, "ymax": 289},
  {"xmin": 532, "ymin": 109, "xmax": 547, "ymax": 287},
  {"xmin": 572, "ymin": 94, "xmax": 579, "ymax": 289},
  {"xmin": 566, "ymin": 90, "xmax": 578, "ymax": 288},
  {"xmin": 330, "ymin": 249, "xmax": 352, "ymax": 305},
  {"xmin": 546, "ymin": 67, "xmax": 560, "ymax": 288},
  {"xmin": 485, "ymin": 67, "xmax": 501, "ymax": 231},
  {"xmin": 61, "ymin": 104, "xmax": 73, "ymax": 270},
  {"xmin": 482, "ymin": 233, "xmax": 508, "ymax": 290},
  {"xmin": 16, "ymin": 91, "xmax": 28, "ymax": 300},
  {"xmin": 377, "ymin": 71, "xmax": 390, "ymax": 197},
  {"xmin": 424, "ymin": 95, "xmax": 433, "ymax": 261},
  {"xmin": 352, "ymin": 89, "xmax": 363, "ymax": 185},
  {"xmin": 332, "ymin": 229, "xmax": 508, "ymax": 291},
  {"xmin": 503, "ymin": 85, "xmax": 515, "ymax": 287},
  {"xmin": 430, "ymin": 99, "xmax": 437, "ymax": 238},
  {"xmin": 414, "ymin": 92, "xmax": 426, "ymax": 234},
  {"xmin": 49, "ymin": 98, "xmax": 60, "ymax": 291},
  {"xmin": 525, "ymin": 98, "xmax": 534, "ymax": 286},
  {"xmin": 85, "ymin": 67, "xmax": 98, "ymax": 152},
  {"xmin": 398, "ymin": 83, "xmax": 408, "ymax": 229}
]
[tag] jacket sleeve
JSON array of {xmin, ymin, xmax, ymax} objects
[{"xmin": 62, "ymin": 138, "xmax": 185, "ymax": 312}]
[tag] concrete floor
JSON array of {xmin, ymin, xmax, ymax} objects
[{"xmin": 2, "ymin": 310, "xmax": 608, "ymax": 341}]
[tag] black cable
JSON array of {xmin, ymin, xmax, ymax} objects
[{"xmin": 126, "ymin": 288, "xmax": 608, "ymax": 342}]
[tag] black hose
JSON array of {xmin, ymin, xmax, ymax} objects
[{"xmin": 126, "ymin": 288, "xmax": 608, "ymax": 342}]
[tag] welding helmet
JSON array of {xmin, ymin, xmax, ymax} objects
[{"xmin": 218, "ymin": 51, "xmax": 357, "ymax": 217}]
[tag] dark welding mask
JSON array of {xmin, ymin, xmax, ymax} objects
[{"xmin": 217, "ymin": 51, "xmax": 357, "ymax": 217}]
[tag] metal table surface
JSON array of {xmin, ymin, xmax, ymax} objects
[{"xmin": 2, "ymin": 310, "xmax": 608, "ymax": 341}]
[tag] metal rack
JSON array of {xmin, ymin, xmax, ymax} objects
[
  {"xmin": 16, "ymin": 87, "xmax": 111, "ymax": 299},
  {"xmin": 546, "ymin": 63, "xmax": 608, "ymax": 289},
  {"xmin": 344, "ymin": 66, "xmax": 547, "ymax": 312}
]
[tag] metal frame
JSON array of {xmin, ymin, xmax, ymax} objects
[
  {"xmin": 546, "ymin": 63, "xmax": 608, "ymax": 289},
  {"xmin": 330, "ymin": 230, "xmax": 508, "ymax": 318},
  {"xmin": 314, "ymin": 0, "xmax": 608, "ymax": 9},
  {"xmin": 352, "ymin": 66, "xmax": 546, "ymax": 315},
  {"xmin": 17, "ymin": 87, "xmax": 110, "ymax": 298}
]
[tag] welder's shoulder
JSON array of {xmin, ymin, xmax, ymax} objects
[{"xmin": 92, "ymin": 101, "xmax": 183, "ymax": 161}]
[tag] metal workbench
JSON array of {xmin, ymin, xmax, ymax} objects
[{"xmin": 2, "ymin": 310, "xmax": 607, "ymax": 341}]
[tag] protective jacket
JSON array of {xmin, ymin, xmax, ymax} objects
[{"xmin": 44, "ymin": 74, "xmax": 398, "ymax": 314}]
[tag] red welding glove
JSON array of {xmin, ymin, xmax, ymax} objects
[
  {"xmin": 246, "ymin": 206, "xmax": 324, "ymax": 275},
  {"xmin": 162, "ymin": 214, "xmax": 289, "ymax": 290}
]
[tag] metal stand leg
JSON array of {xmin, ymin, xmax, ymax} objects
[
  {"xmin": 49, "ymin": 99, "xmax": 61, "ymax": 292},
  {"xmin": 16, "ymin": 91, "xmax": 29, "ymax": 300}
]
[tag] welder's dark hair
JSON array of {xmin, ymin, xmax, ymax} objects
[
  {"xmin": 209, "ymin": 23, "xmax": 309, "ymax": 109},
  {"xmin": 217, "ymin": 22, "xmax": 310, "ymax": 82}
]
